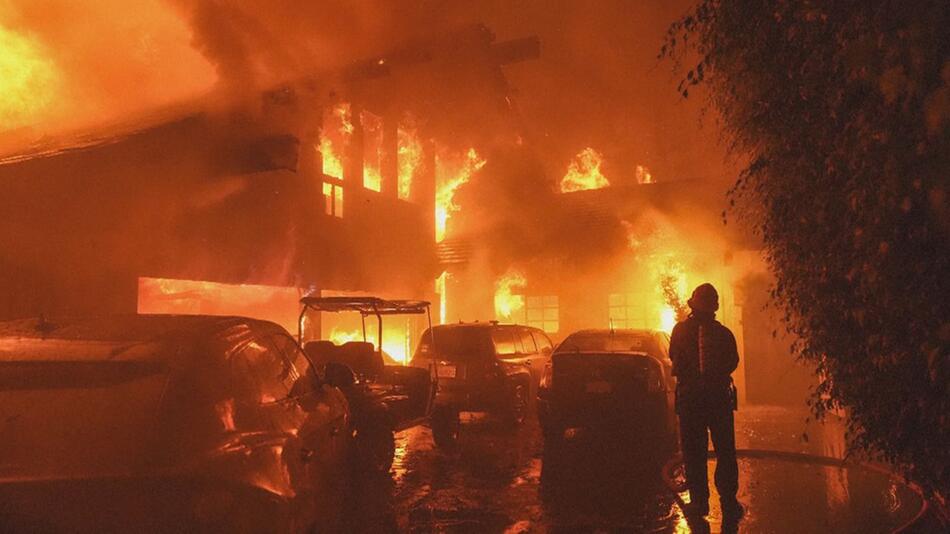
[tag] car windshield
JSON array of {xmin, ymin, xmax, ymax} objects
[
  {"xmin": 415, "ymin": 327, "xmax": 493, "ymax": 361},
  {"xmin": 556, "ymin": 332, "xmax": 657, "ymax": 355}
]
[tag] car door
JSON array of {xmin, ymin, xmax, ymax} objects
[
  {"xmin": 265, "ymin": 334, "xmax": 349, "ymax": 518},
  {"xmin": 532, "ymin": 330, "xmax": 554, "ymax": 368},
  {"xmin": 516, "ymin": 328, "xmax": 544, "ymax": 385}
]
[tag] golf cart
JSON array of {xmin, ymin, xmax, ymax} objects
[{"xmin": 297, "ymin": 296, "xmax": 449, "ymax": 473}]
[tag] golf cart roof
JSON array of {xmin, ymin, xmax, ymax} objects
[{"xmin": 300, "ymin": 296, "xmax": 431, "ymax": 315}]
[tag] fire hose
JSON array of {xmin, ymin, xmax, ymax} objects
[{"xmin": 660, "ymin": 448, "xmax": 930, "ymax": 533}]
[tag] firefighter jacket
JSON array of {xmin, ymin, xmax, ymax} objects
[{"xmin": 670, "ymin": 313, "xmax": 739, "ymax": 390}]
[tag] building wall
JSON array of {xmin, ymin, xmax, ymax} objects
[{"xmin": 0, "ymin": 112, "xmax": 437, "ymax": 321}]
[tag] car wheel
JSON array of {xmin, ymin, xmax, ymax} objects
[
  {"xmin": 355, "ymin": 422, "xmax": 395, "ymax": 475},
  {"xmin": 431, "ymin": 405, "xmax": 460, "ymax": 449},
  {"xmin": 541, "ymin": 433, "xmax": 566, "ymax": 485}
]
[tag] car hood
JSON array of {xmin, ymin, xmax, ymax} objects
[{"xmin": 0, "ymin": 356, "xmax": 172, "ymax": 481}]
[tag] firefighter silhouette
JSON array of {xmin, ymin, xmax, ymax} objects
[{"xmin": 670, "ymin": 283, "xmax": 744, "ymax": 520}]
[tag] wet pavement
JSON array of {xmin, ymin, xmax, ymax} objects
[{"xmin": 346, "ymin": 407, "xmax": 926, "ymax": 533}]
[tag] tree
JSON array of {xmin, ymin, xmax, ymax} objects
[{"xmin": 663, "ymin": 0, "xmax": 949, "ymax": 494}]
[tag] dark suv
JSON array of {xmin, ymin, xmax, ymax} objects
[{"xmin": 410, "ymin": 323, "xmax": 553, "ymax": 445}]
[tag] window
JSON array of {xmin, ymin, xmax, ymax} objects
[
  {"xmin": 608, "ymin": 292, "xmax": 650, "ymax": 329},
  {"xmin": 323, "ymin": 181, "xmax": 343, "ymax": 217},
  {"xmin": 519, "ymin": 329, "xmax": 537, "ymax": 354},
  {"xmin": 526, "ymin": 296, "xmax": 559, "ymax": 333},
  {"xmin": 532, "ymin": 331, "xmax": 553, "ymax": 354},
  {"xmin": 491, "ymin": 329, "xmax": 518, "ymax": 356}
]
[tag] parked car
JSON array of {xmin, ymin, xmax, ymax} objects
[
  {"xmin": 410, "ymin": 322, "xmax": 554, "ymax": 446},
  {"xmin": 297, "ymin": 296, "xmax": 440, "ymax": 471},
  {"xmin": 538, "ymin": 329, "xmax": 678, "ymax": 459},
  {"xmin": 0, "ymin": 315, "xmax": 351, "ymax": 533}
]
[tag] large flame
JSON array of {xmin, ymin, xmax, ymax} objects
[
  {"xmin": 560, "ymin": 147, "xmax": 609, "ymax": 192},
  {"xmin": 0, "ymin": 25, "xmax": 60, "ymax": 130},
  {"xmin": 435, "ymin": 147, "xmax": 485, "ymax": 242},
  {"xmin": 494, "ymin": 269, "xmax": 527, "ymax": 321},
  {"xmin": 398, "ymin": 125, "xmax": 422, "ymax": 200}
]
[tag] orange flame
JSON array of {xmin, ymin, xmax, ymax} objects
[
  {"xmin": 397, "ymin": 126, "xmax": 422, "ymax": 200},
  {"xmin": 435, "ymin": 271, "xmax": 448, "ymax": 324},
  {"xmin": 0, "ymin": 25, "xmax": 60, "ymax": 130},
  {"xmin": 494, "ymin": 269, "xmax": 527, "ymax": 321},
  {"xmin": 435, "ymin": 148, "xmax": 485, "ymax": 242},
  {"xmin": 560, "ymin": 147, "xmax": 609, "ymax": 192},
  {"xmin": 136, "ymin": 277, "xmax": 300, "ymax": 333},
  {"xmin": 658, "ymin": 262, "xmax": 688, "ymax": 333}
]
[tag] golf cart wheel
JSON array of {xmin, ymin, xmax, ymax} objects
[{"xmin": 431, "ymin": 405, "xmax": 460, "ymax": 449}]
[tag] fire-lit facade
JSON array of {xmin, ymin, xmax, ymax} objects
[
  {"xmin": 0, "ymin": 96, "xmax": 438, "ymax": 361},
  {"xmin": 0, "ymin": 25, "xmax": 541, "ymax": 365}
]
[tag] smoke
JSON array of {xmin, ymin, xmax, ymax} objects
[
  {"xmin": 0, "ymin": 0, "xmax": 215, "ymax": 141},
  {"xmin": 454, "ymin": 144, "xmax": 628, "ymax": 273}
]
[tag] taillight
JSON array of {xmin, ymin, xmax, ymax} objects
[{"xmin": 540, "ymin": 361, "xmax": 553, "ymax": 389}]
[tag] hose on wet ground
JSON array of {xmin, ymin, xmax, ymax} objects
[{"xmin": 660, "ymin": 448, "xmax": 929, "ymax": 533}]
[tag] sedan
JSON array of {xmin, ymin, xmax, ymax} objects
[{"xmin": 538, "ymin": 329, "xmax": 678, "ymax": 460}]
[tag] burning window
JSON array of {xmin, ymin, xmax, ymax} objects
[
  {"xmin": 318, "ymin": 103, "xmax": 351, "ymax": 179},
  {"xmin": 362, "ymin": 110, "xmax": 383, "ymax": 192},
  {"xmin": 608, "ymin": 292, "xmax": 651, "ymax": 329},
  {"xmin": 323, "ymin": 181, "xmax": 343, "ymax": 217},
  {"xmin": 526, "ymin": 296, "xmax": 559, "ymax": 333}
]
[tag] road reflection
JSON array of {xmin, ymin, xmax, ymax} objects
[
  {"xmin": 348, "ymin": 415, "xmax": 684, "ymax": 532},
  {"xmin": 344, "ymin": 408, "xmax": 925, "ymax": 533}
]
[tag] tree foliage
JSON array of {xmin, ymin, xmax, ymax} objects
[{"xmin": 664, "ymin": 0, "xmax": 950, "ymax": 494}]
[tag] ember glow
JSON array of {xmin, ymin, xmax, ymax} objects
[
  {"xmin": 435, "ymin": 148, "xmax": 485, "ymax": 242},
  {"xmin": 560, "ymin": 147, "xmax": 609, "ymax": 192},
  {"xmin": 0, "ymin": 25, "xmax": 59, "ymax": 129},
  {"xmin": 494, "ymin": 269, "xmax": 527, "ymax": 321},
  {"xmin": 636, "ymin": 164, "xmax": 654, "ymax": 184}
]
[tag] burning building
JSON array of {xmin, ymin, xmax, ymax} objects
[
  {"xmin": 0, "ymin": 16, "xmax": 808, "ymax": 404},
  {"xmin": 436, "ymin": 149, "xmax": 814, "ymax": 406},
  {"xmin": 0, "ymin": 24, "xmax": 538, "ymax": 365}
]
